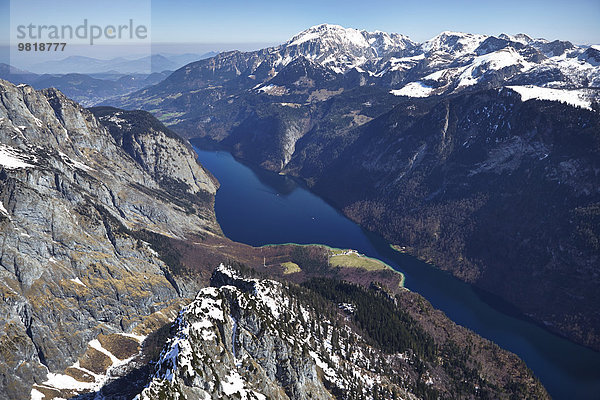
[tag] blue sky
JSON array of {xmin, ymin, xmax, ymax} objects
[
  {"xmin": 1, "ymin": 0, "xmax": 599, "ymax": 64},
  {"xmin": 148, "ymin": 0, "xmax": 600, "ymax": 45}
]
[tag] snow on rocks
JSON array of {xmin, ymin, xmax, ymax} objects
[
  {"xmin": 135, "ymin": 263, "xmax": 418, "ymax": 399},
  {"xmin": 69, "ymin": 277, "xmax": 86, "ymax": 287},
  {"xmin": 0, "ymin": 201, "xmax": 9, "ymax": 218},
  {"xmin": 30, "ymin": 333, "xmax": 147, "ymax": 399},
  {"xmin": 456, "ymin": 47, "xmax": 533, "ymax": 88},
  {"xmin": 58, "ymin": 151, "xmax": 94, "ymax": 171},
  {"xmin": 422, "ymin": 31, "xmax": 488, "ymax": 57},
  {"xmin": 283, "ymin": 24, "xmax": 416, "ymax": 73},
  {"xmin": 0, "ymin": 144, "xmax": 35, "ymax": 169}
]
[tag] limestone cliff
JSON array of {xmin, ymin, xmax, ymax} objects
[{"xmin": 0, "ymin": 80, "xmax": 217, "ymax": 399}]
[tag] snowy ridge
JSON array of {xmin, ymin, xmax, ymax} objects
[
  {"xmin": 391, "ymin": 81, "xmax": 435, "ymax": 98},
  {"xmin": 456, "ymin": 47, "xmax": 534, "ymax": 88},
  {"xmin": 253, "ymin": 24, "xmax": 600, "ymax": 104},
  {"xmin": 136, "ymin": 264, "xmax": 420, "ymax": 400},
  {"xmin": 421, "ymin": 31, "xmax": 488, "ymax": 56},
  {"xmin": 120, "ymin": 24, "xmax": 600, "ymax": 112},
  {"xmin": 279, "ymin": 23, "xmax": 417, "ymax": 73}
]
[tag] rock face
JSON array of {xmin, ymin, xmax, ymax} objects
[
  {"xmin": 89, "ymin": 106, "xmax": 218, "ymax": 198},
  {"xmin": 0, "ymin": 80, "xmax": 218, "ymax": 399},
  {"xmin": 136, "ymin": 264, "xmax": 548, "ymax": 400}
]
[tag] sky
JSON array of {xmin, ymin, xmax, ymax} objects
[
  {"xmin": 147, "ymin": 0, "xmax": 600, "ymax": 45},
  {"xmin": 1, "ymin": 0, "xmax": 599, "ymax": 65}
]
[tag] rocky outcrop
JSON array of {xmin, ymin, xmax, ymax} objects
[
  {"xmin": 89, "ymin": 106, "xmax": 218, "ymax": 197},
  {"xmin": 138, "ymin": 265, "xmax": 337, "ymax": 400},
  {"xmin": 0, "ymin": 80, "xmax": 218, "ymax": 399}
]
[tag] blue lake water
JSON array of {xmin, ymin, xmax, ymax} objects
[{"xmin": 194, "ymin": 146, "xmax": 600, "ymax": 399}]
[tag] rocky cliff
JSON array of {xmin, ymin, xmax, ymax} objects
[{"xmin": 0, "ymin": 79, "xmax": 217, "ymax": 399}]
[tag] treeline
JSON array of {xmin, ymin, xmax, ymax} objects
[{"xmin": 302, "ymin": 278, "xmax": 436, "ymax": 360}]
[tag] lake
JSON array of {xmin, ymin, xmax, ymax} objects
[{"xmin": 193, "ymin": 145, "xmax": 600, "ymax": 400}]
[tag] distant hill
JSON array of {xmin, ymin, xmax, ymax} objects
[
  {"xmin": 26, "ymin": 52, "xmax": 217, "ymax": 74},
  {"xmin": 0, "ymin": 63, "xmax": 171, "ymax": 106}
]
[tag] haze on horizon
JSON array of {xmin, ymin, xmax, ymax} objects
[{"xmin": 0, "ymin": 0, "xmax": 598, "ymax": 66}]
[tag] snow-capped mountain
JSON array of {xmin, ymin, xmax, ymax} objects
[
  {"xmin": 421, "ymin": 31, "xmax": 488, "ymax": 57},
  {"xmin": 388, "ymin": 31, "xmax": 599, "ymax": 100},
  {"xmin": 112, "ymin": 23, "xmax": 599, "ymax": 118},
  {"xmin": 292, "ymin": 25, "xmax": 599, "ymax": 101},
  {"xmin": 278, "ymin": 24, "xmax": 417, "ymax": 73},
  {"xmin": 272, "ymin": 25, "xmax": 600, "ymax": 95}
]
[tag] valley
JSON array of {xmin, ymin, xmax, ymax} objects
[
  {"xmin": 107, "ymin": 24, "xmax": 600, "ymax": 354},
  {"xmin": 192, "ymin": 144, "xmax": 600, "ymax": 399}
]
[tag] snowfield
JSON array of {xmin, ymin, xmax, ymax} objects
[
  {"xmin": 391, "ymin": 81, "xmax": 435, "ymax": 98},
  {"xmin": 507, "ymin": 85, "xmax": 593, "ymax": 110}
]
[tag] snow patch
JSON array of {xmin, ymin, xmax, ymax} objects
[
  {"xmin": 0, "ymin": 201, "xmax": 9, "ymax": 217},
  {"xmin": 70, "ymin": 277, "xmax": 86, "ymax": 287},
  {"xmin": 89, "ymin": 339, "xmax": 120, "ymax": 364},
  {"xmin": 0, "ymin": 145, "xmax": 34, "ymax": 169},
  {"xmin": 221, "ymin": 371, "xmax": 246, "ymax": 395},
  {"xmin": 508, "ymin": 85, "xmax": 593, "ymax": 110},
  {"xmin": 121, "ymin": 332, "xmax": 148, "ymax": 343},
  {"xmin": 29, "ymin": 388, "xmax": 45, "ymax": 400},
  {"xmin": 59, "ymin": 152, "xmax": 94, "ymax": 172},
  {"xmin": 43, "ymin": 372, "xmax": 93, "ymax": 391},
  {"xmin": 391, "ymin": 81, "xmax": 434, "ymax": 98}
]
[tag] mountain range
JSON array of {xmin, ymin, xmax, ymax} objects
[
  {"xmin": 112, "ymin": 23, "xmax": 600, "ymax": 122},
  {"xmin": 27, "ymin": 53, "xmax": 218, "ymax": 75},
  {"xmin": 0, "ymin": 63, "xmax": 172, "ymax": 107},
  {"xmin": 108, "ymin": 24, "xmax": 600, "ymax": 352}
]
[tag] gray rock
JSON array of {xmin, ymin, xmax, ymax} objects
[
  {"xmin": 136, "ymin": 265, "xmax": 418, "ymax": 400},
  {"xmin": 0, "ymin": 80, "xmax": 219, "ymax": 400}
]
